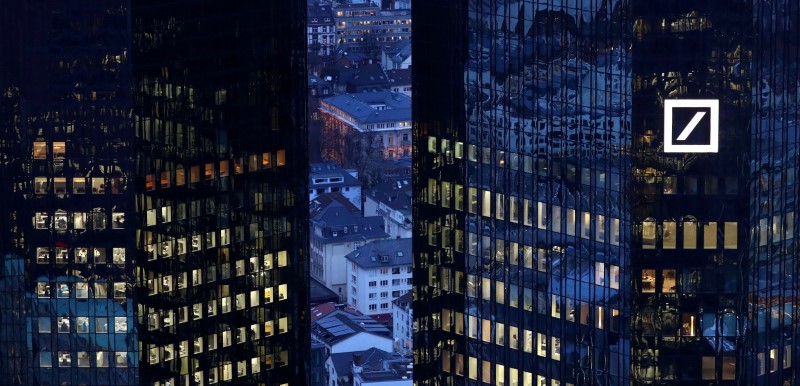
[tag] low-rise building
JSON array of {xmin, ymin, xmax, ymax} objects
[
  {"xmin": 345, "ymin": 238, "xmax": 412, "ymax": 317},
  {"xmin": 310, "ymin": 201, "xmax": 388, "ymax": 299},
  {"xmin": 310, "ymin": 163, "xmax": 362, "ymax": 210},
  {"xmin": 381, "ymin": 40, "xmax": 412, "ymax": 70},
  {"xmin": 327, "ymin": 348, "xmax": 412, "ymax": 386},
  {"xmin": 320, "ymin": 91, "xmax": 411, "ymax": 168},
  {"xmin": 386, "ymin": 68, "xmax": 411, "ymax": 96},
  {"xmin": 308, "ymin": 1, "xmax": 337, "ymax": 56},
  {"xmin": 347, "ymin": 63, "xmax": 390, "ymax": 93},
  {"xmin": 392, "ymin": 292, "xmax": 412, "ymax": 355},
  {"xmin": 364, "ymin": 177, "xmax": 411, "ymax": 239},
  {"xmin": 312, "ymin": 310, "xmax": 393, "ymax": 355}
]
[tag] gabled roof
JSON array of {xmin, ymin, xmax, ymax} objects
[
  {"xmin": 329, "ymin": 347, "xmax": 403, "ymax": 380},
  {"xmin": 392, "ymin": 291, "xmax": 412, "ymax": 310},
  {"xmin": 311, "ymin": 278, "xmax": 340, "ymax": 306},
  {"xmin": 311, "ymin": 202, "xmax": 387, "ymax": 242},
  {"xmin": 387, "ymin": 68, "xmax": 411, "ymax": 86},
  {"xmin": 308, "ymin": 2, "xmax": 335, "ymax": 25},
  {"xmin": 312, "ymin": 310, "xmax": 391, "ymax": 346},
  {"xmin": 345, "ymin": 238, "xmax": 412, "ymax": 269},
  {"xmin": 310, "ymin": 192, "xmax": 361, "ymax": 217},
  {"xmin": 310, "ymin": 301, "xmax": 361, "ymax": 323},
  {"xmin": 348, "ymin": 64, "xmax": 390, "ymax": 87},
  {"xmin": 366, "ymin": 177, "xmax": 412, "ymax": 214},
  {"xmin": 381, "ymin": 40, "xmax": 411, "ymax": 57}
]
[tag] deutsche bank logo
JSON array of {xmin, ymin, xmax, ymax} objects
[{"xmin": 664, "ymin": 99, "xmax": 719, "ymax": 153}]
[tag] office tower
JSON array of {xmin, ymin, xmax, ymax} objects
[
  {"xmin": 630, "ymin": 1, "xmax": 751, "ymax": 383},
  {"xmin": 1, "ymin": 1, "xmax": 309, "ymax": 385},
  {"xmin": 414, "ymin": 1, "xmax": 631, "ymax": 385},
  {"xmin": 414, "ymin": 1, "xmax": 797, "ymax": 385},
  {"xmin": 132, "ymin": 1, "xmax": 308, "ymax": 385},
  {"xmin": 0, "ymin": 1, "xmax": 137, "ymax": 384}
]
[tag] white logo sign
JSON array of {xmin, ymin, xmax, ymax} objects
[{"xmin": 664, "ymin": 99, "xmax": 719, "ymax": 153}]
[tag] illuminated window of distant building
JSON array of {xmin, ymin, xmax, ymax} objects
[{"xmin": 33, "ymin": 142, "xmax": 47, "ymax": 159}]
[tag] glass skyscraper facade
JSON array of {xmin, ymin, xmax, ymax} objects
[
  {"xmin": 132, "ymin": 2, "xmax": 309, "ymax": 385},
  {"xmin": 1, "ymin": 1, "xmax": 309, "ymax": 385},
  {"xmin": 0, "ymin": 2, "xmax": 137, "ymax": 384},
  {"xmin": 414, "ymin": 1, "xmax": 799, "ymax": 385}
]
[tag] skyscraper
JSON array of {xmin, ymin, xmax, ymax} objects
[
  {"xmin": 1, "ymin": 1, "xmax": 309, "ymax": 385},
  {"xmin": 1, "ymin": 2, "xmax": 137, "ymax": 384},
  {"xmin": 413, "ymin": 1, "xmax": 798, "ymax": 385}
]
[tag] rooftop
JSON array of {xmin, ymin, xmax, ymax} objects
[
  {"xmin": 311, "ymin": 277, "xmax": 340, "ymax": 306},
  {"xmin": 345, "ymin": 238, "xmax": 412, "ymax": 269},
  {"xmin": 321, "ymin": 91, "xmax": 411, "ymax": 126},
  {"xmin": 387, "ymin": 68, "xmax": 412, "ymax": 85},
  {"xmin": 311, "ymin": 202, "xmax": 387, "ymax": 242},
  {"xmin": 308, "ymin": 2, "xmax": 335, "ymax": 24},
  {"xmin": 310, "ymin": 301, "xmax": 362, "ymax": 323},
  {"xmin": 366, "ymin": 177, "xmax": 412, "ymax": 214},
  {"xmin": 310, "ymin": 162, "xmax": 361, "ymax": 188},
  {"xmin": 348, "ymin": 63, "xmax": 389, "ymax": 87},
  {"xmin": 312, "ymin": 310, "xmax": 391, "ymax": 346},
  {"xmin": 310, "ymin": 192, "xmax": 361, "ymax": 217},
  {"xmin": 392, "ymin": 291, "xmax": 412, "ymax": 310},
  {"xmin": 330, "ymin": 348, "xmax": 412, "ymax": 384}
]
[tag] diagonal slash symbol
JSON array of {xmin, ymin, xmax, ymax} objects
[{"xmin": 675, "ymin": 111, "xmax": 706, "ymax": 141}]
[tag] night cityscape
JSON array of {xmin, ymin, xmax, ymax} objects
[{"xmin": 1, "ymin": 0, "xmax": 799, "ymax": 385}]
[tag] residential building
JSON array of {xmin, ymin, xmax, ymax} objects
[
  {"xmin": 345, "ymin": 239, "xmax": 412, "ymax": 317},
  {"xmin": 414, "ymin": 1, "xmax": 799, "ymax": 386},
  {"xmin": 333, "ymin": 3, "xmax": 411, "ymax": 55},
  {"xmin": 0, "ymin": 1, "xmax": 309, "ymax": 385},
  {"xmin": 383, "ymin": 157, "xmax": 412, "ymax": 179},
  {"xmin": 310, "ymin": 163, "xmax": 362, "ymax": 210},
  {"xmin": 308, "ymin": 1, "xmax": 337, "ymax": 56},
  {"xmin": 312, "ymin": 310, "xmax": 392, "ymax": 355},
  {"xmin": 347, "ymin": 63, "xmax": 391, "ymax": 93},
  {"xmin": 387, "ymin": 68, "xmax": 412, "ymax": 97},
  {"xmin": 381, "ymin": 40, "xmax": 412, "ymax": 70},
  {"xmin": 364, "ymin": 178, "xmax": 412, "ymax": 239},
  {"xmin": 392, "ymin": 292, "xmax": 413, "ymax": 356},
  {"xmin": 320, "ymin": 91, "xmax": 412, "ymax": 168},
  {"xmin": 387, "ymin": 0, "xmax": 411, "ymax": 10},
  {"xmin": 311, "ymin": 339, "xmax": 328, "ymax": 386},
  {"xmin": 327, "ymin": 348, "xmax": 412, "ymax": 386},
  {"xmin": 311, "ymin": 201, "xmax": 388, "ymax": 299},
  {"xmin": 311, "ymin": 192, "xmax": 362, "ymax": 218}
]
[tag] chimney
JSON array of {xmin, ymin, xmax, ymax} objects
[{"xmin": 353, "ymin": 353, "xmax": 363, "ymax": 366}]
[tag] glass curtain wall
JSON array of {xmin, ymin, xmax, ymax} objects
[
  {"xmin": 414, "ymin": 1, "xmax": 632, "ymax": 385},
  {"xmin": 132, "ymin": 1, "xmax": 309, "ymax": 385},
  {"xmin": 630, "ymin": 0, "xmax": 751, "ymax": 384}
]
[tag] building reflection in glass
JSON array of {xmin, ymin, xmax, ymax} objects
[{"xmin": 414, "ymin": 0, "xmax": 631, "ymax": 385}]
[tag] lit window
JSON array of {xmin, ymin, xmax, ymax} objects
[
  {"xmin": 642, "ymin": 221, "xmax": 656, "ymax": 248},
  {"xmin": 703, "ymin": 222, "xmax": 717, "ymax": 249},
  {"xmin": 34, "ymin": 177, "xmax": 48, "ymax": 194},
  {"xmin": 684, "ymin": 221, "xmax": 697, "ymax": 249},
  {"xmin": 53, "ymin": 142, "xmax": 66, "ymax": 159},
  {"xmin": 724, "ymin": 222, "xmax": 737, "ymax": 249},
  {"xmin": 702, "ymin": 356, "xmax": 715, "ymax": 380},
  {"xmin": 663, "ymin": 221, "xmax": 677, "ymax": 249},
  {"xmin": 33, "ymin": 142, "xmax": 47, "ymax": 159},
  {"xmin": 73, "ymin": 178, "xmax": 86, "ymax": 194},
  {"xmin": 642, "ymin": 269, "xmax": 655, "ymax": 293}
]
